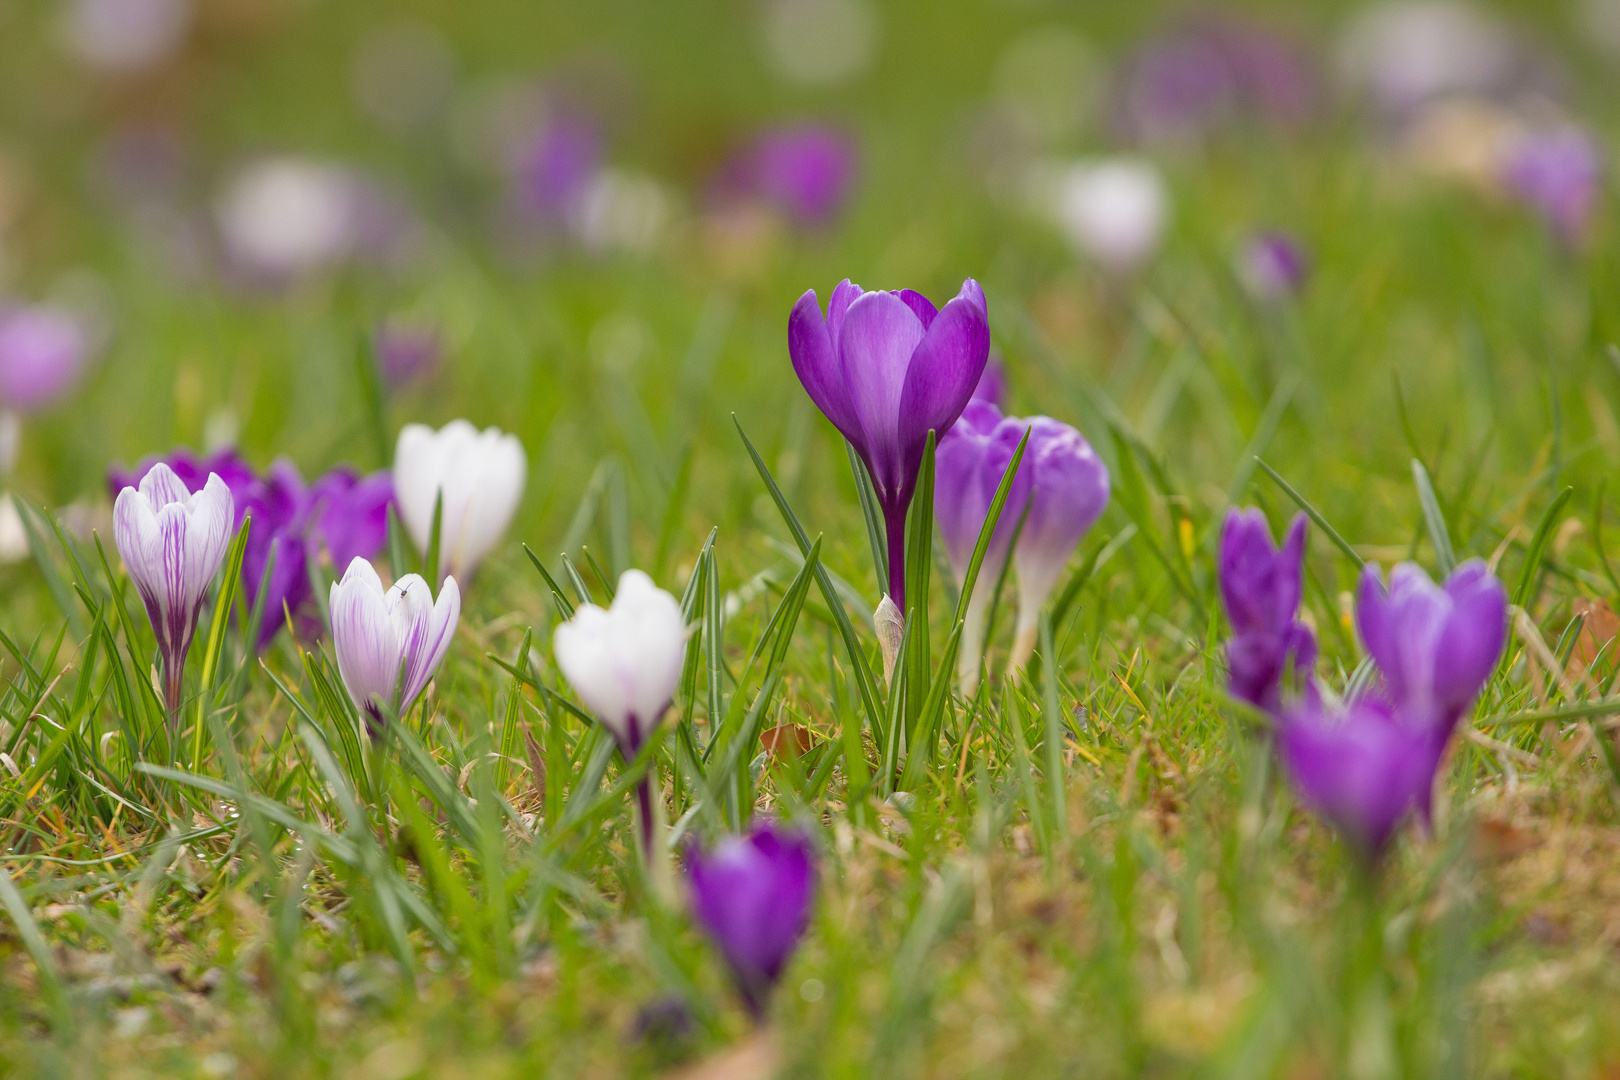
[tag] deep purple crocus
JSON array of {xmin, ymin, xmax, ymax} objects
[
  {"xmin": 372, "ymin": 321, "xmax": 442, "ymax": 388},
  {"xmin": 789, "ymin": 279, "xmax": 990, "ymax": 608},
  {"xmin": 686, "ymin": 822, "xmax": 817, "ymax": 1021},
  {"xmin": 1355, "ymin": 560, "xmax": 1506, "ymax": 740},
  {"xmin": 1217, "ymin": 509, "xmax": 1317, "ymax": 715},
  {"xmin": 715, "ymin": 125, "xmax": 859, "ymax": 229},
  {"xmin": 0, "ymin": 306, "xmax": 89, "ymax": 413},
  {"xmin": 1500, "ymin": 128, "xmax": 1603, "ymax": 248},
  {"xmin": 1277, "ymin": 694, "xmax": 1447, "ymax": 861},
  {"xmin": 108, "ymin": 450, "xmax": 393, "ymax": 648},
  {"xmin": 1237, "ymin": 231, "xmax": 1309, "ymax": 302}
]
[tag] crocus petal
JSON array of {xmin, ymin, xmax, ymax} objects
[
  {"xmin": 393, "ymin": 422, "xmax": 444, "ymax": 553},
  {"xmin": 1013, "ymin": 416, "xmax": 1110, "ymax": 619},
  {"xmin": 822, "ymin": 279, "xmax": 862, "ymax": 352},
  {"xmin": 895, "ymin": 280, "xmax": 991, "ymax": 467},
  {"xmin": 330, "ymin": 557, "xmax": 399, "ymax": 718},
  {"xmin": 836, "ymin": 291, "xmax": 927, "ymax": 497},
  {"xmin": 1432, "ymin": 559, "xmax": 1506, "ymax": 714},
  {"xmin": 398, "ymin": 575, "xmax": 461, "ymax": 716},
  {"xmin": 788, "ymin": 289, "xmax": 861, "ymax": 445},
  {"xmin": 896, "ymin": 288, "xmax": 938, "ymax": 329}
]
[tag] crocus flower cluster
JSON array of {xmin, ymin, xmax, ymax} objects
[
  {"xmin": 393, "ymin": 420, "xmax": 527, "ymax": 584},
  {"xmin": 711, "ymin": 125, "xmax": 859, "ymax": 229},
  {"xmin": 109, "ymin": 450, "xmax": 393, "ymax": 649},
  {"xmin": 686, "ymin": 822, "xmax": 817, "ymax": 1021},
  {"xmin": 789, "ymin": 279, "xmax": 990, "ymax": 609},
  {"xmin": 329, "ymin": 557, "xmax": 460, "ymax": 736},
  {"xmin": 112, "ymin": 463, "xmax": 234, "ymax": 714},
  {"xmin": 1217, "ymin": 508, "xmax": 1508, "ymax": 860},
  {"xmin": 936, "ymin": 401, "xmax": 1110, "ymax": 692},
  {"xmin": 554, "ymin": 569, "xmax": 687, "ymax": 852}
]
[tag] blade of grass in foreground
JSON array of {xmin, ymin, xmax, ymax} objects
[{"xmin": 1256, "ymin": 457, "xmax": 1366, "ymax": 569}]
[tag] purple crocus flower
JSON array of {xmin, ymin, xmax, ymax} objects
[
  {"xmin": 716, "ymin": 125, "xmax": 859, "ymax": 229},
  {"xmin": 0, "ymin": 306, "xmax": 89, "ymax": 412},
  {"xmin": 1500, "ymin": 128, "xmax": 1603, "ymax": 248},
  {"xmin": 515, "ymin": 117, "xmax": 602, "ymax": 222},
  {"xmin": 1237, "ymin": 231, "xmax": 1310, "ymax": 302},
  {"xmin": 1217, "ymin": 509, "xmax": 1317, "ymax": 715},
  {"xmin": 1355, "ymin": 559, "xmax": 1506, "ymax": 739},
  {"xmin": 1277, "ymin": 694, "xmax": 1447, "ymax": 861},
  {"xmin": 686, "ymin": 822, "xmax": 817, "ymax": 1021},
  {"xmin": 936, "ymin": 401, "xmax": 1110, "ymax": 689},
  {"xmin": 372, "ymin": 321, "xmax": 442, "ymax": 388},
  {"xmin": 788, "ymin": 278, "xmax": 991, "ymax": 608}
]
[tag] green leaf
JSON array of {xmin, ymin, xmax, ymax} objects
[
  {"xmin": 1411, "ymin": 458, "xmax": 1455, "ymax": 575},
  {"xmin": 846, "ymin": 438, "xmax": 889, "ymax": 596},
  {"xmin": 1512, "ymin": 486, "xmax": 1573, "ymax": 609},
  {"xmin": 1256, "ymin": 457, "xmax": 1365, "ymax": 569}
]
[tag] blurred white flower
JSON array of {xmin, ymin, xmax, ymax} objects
[
  {"xmin": 1338, "ymin": 2, "xmax": 1515, "ymax": 117},
  {"xmin": 762, "ymin": 0, "xmax": 880, "ymax": 86},
  {"xmin": 1048, "ymin": 157, "xmax": 1169, "ymax": 272},
  {"xmin": 553, "ymin": 569, "xmax": 686, "ymax": 753},
  {"xmin": 215, "ymin": 160, "xmax": 357, "ymax": 279},
  {"xmin": 0, "ymin": 496, "xmax": 28, "ymax": 564},
  {"xmin": 571, "ymin": 170, "xmax": 671, "ymax": 256},
  {"xmin": 393, "ymin": 419, "xmax": 526, "ymax": 583},
  {"xmin": 62, "ymin": 0, "xmax": 190, "ymax": 73}
]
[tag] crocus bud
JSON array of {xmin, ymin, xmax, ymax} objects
[
  {"xmin": 1052, "ymin": 157, "xmax": 1168, "ymax": 272},
  {"xmin": 1236, "ymin": 231, "xmax": 1309, "ymax": 302},
  {"xmin": 789, "ymin": 279, "xmax": 990, "ymax": 606},
  {"xmin": 553, "ymin": 569, "xmax": 686, "ymax": 755},
  {"xmin": 393, "ymin": 419, "xmax": 527, "ymax": 584},
  {"xmin": 0, "ymin": 305, "xmax": 89, "ymax": 413},
  {"xmin": 112, "ymin": 462, "xmax": 235, "ymax": 713},
  {"xmin": 1218, "ymin": 508, "xmax": 1317, "ymax": 715},
  {"xmin": 1277, "ymin": 694, "xmax": 1446, "ymax": 861},
  {"xmin": 329, "ymin": 557, "xmax": 460, "ymax": 735},
  {"xmin": 1355, "ymin": 559, "xmax": 1506, "ymax": 735},
  {"xmin": 686, "ymin": 822, "xmax": 817, "ymax": 1021},
  {"xmin": 874, "ymin": 594, "xmax": 905, "ymax": 685}
]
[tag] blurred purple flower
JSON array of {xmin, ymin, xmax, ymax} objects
[
  {"xmin": 1237, "ymin": 231, "xmax": 1310, "ymax": 301},
  {"xmin": 1113, "ymin": 13, "xmax": 1318, "ymax": 144},
  {"xmin": 107, "ymin": 449, "xmax": 393, "ymax": 648},
  {"xmin": 1355, "ymin": 559, "xmax": 1505, "ymax": 738},
  {"xmin": 1500, "ymin": 128, "xmax": 1603, "ymax": 247},
  {"xmin": 1277, "ymin": 694, "xmax": 1447, "ymax": 860},
  {"xmin": 714, "ymin": 125, "xmax": 859, "ymax": 228},
  {"xmin": 686, "ymin": 823, "xmax": 817, "ymax": 1021},
  {"xmin": 936, "ymin": 401, "xmax": 1109, "ymax": 689},
  {"xmin": 0, "ymin": 306, "xmax": 89, "ymax": 412},
  {"xmin": 971, "ymin": 355, "xmax": 1006, "ymax": 408},
  {"xmin": 789, "ymin": 279, "xmax": 990, "ymax": 607},
  {"xmin": 1217, "ymin": 509, "xmax": 1317, "ymax": 715},
  {"xmin": 514, "ymin": 118, "xmax": 603, "ymax": 221},
  {"xmin": 372, "ymin": 321, "xmax": 442, "ymax": 388}
]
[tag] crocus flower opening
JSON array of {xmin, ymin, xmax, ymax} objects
[
  {"xmin": 1500, "ymin": 128, "xmax": 1603, "ymax": 248},
  {"xmin": 1277, "ymin": 695, "xmax": 1447, "ymax": 862},
  {"xmin": 1217, "ymin": 509, "xmax": 1317, "ymax": 715},
  {"xmin": 0, "ymin": 306, "xmax": 89, "ymax": 414},
  {"xmin": 329, "ymin": 557, "xmax": 460, "ymax": 737},
  {"xmin": 1355, "ymin": 559, "xmax": 1506, "ymax": 741},
  {"xmin": 393, "ymin": 420, "xmax": 527, "ymax": 584},
  {"xmin": 1237, "ymin": 231, "xmax": 1310, "ymax": 302},
  {"xmin": 788, "ymin": 278, "xmax": 991, "ymax": 608},
  {"xmin": 686, "ymin": 823, "xmax": 817, "ymax": 1022},
  {"xmin": 112, "ymin": 463, "xmax": 235, "ymax": 715},
  {"xmin": 935, "ymin": 402, "xmax": 1109, "ymax": 691},
  {"xmin": 553, "ymin": 569, "xmax": 687, "ymax": 855}
]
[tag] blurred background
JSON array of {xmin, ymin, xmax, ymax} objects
[{"xmin": 0, "ymin": 0, "xmax": 1616, "ymax": 613}]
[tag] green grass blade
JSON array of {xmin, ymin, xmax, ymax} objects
[{"xmin": 1411, "ymin": 458, "xmax": 1455, "ymax": 575}]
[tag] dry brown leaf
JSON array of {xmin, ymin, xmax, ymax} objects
[
  {"xmin": 663, "ymin": 1030, "xmax": 778, "ymax": 1080},
  {"xmin": 1567, "ymin": 598, "xmax": 1620, "ymax": 683}
]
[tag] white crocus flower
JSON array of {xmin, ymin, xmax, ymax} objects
[
  {"xmin": 112, "ymin": 462, "xmax": 235, "ymax": 713},
  {"xmin": 553, "ymin": 569, "xmax": 686, "ymax": 754},
  {"xmin": 329, "ymin": 557, "xmax": 460, "ymax": 734},
  {"xmin": 393, "ymin": 419, "xmax": 527, "ymax": 583},
  {"xmin": 1051, "ymin": 157, "xmax": 1168, "ymax": 273}
]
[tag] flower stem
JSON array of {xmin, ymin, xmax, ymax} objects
[{"xmin": 884, "ymin": 501, "xmax": 908, "ymax": 609}]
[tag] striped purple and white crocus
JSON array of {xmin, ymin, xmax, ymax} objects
[
  {"xmin": 329, "ymin": 557, "xmax": 460, "ymax": 736},
  {"xmin": 112, "ymin": 462, "xmax": 235, "ymax": 716}
]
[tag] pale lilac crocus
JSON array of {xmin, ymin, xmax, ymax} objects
[
  {"xmin": 686, "ymin": 822, "xmax": 817, "ymax": 1021},
  {"xmin": 1237, "ymin": 231, "xmax": 1310, "ymax": 302},
  {"xmin": 1277, "ymin": 694, "xmax": 1447, "ymax": 861},
  {"xmin": 112, "ymin": 463, "xmax": 235, "ymax": 714},
  {"xmin": 788, "ymin": 279, "xmax": 990, "ymax": 610},
  {"xmin": 329, "ymin": 557, "xmax": 460, "ymax": 736},
  {"xmin": 936, "ymin": 402, "xmax": 1109, "ymax": 691},
  {"xmin": 1355, "ymin": 559, "xmax": 1506, "ymax": 743},
  {"xmin": 554, "ymin": 569, "xmax": 687, "ymax": 855},
  {"xmin": 1500, "ymin": 128, "xmax": 1603, "ymax": 248},
  {"xmin": 372, "ymin": 320, "xmax": 442, "ymax": 388},
  {"xmin": 0, "ymin": 306, "xmax": 89, "ymax": 413},
  {"xmin": 1218, "ymin": 509, "xmax": 1317, "ymax": 715}
]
